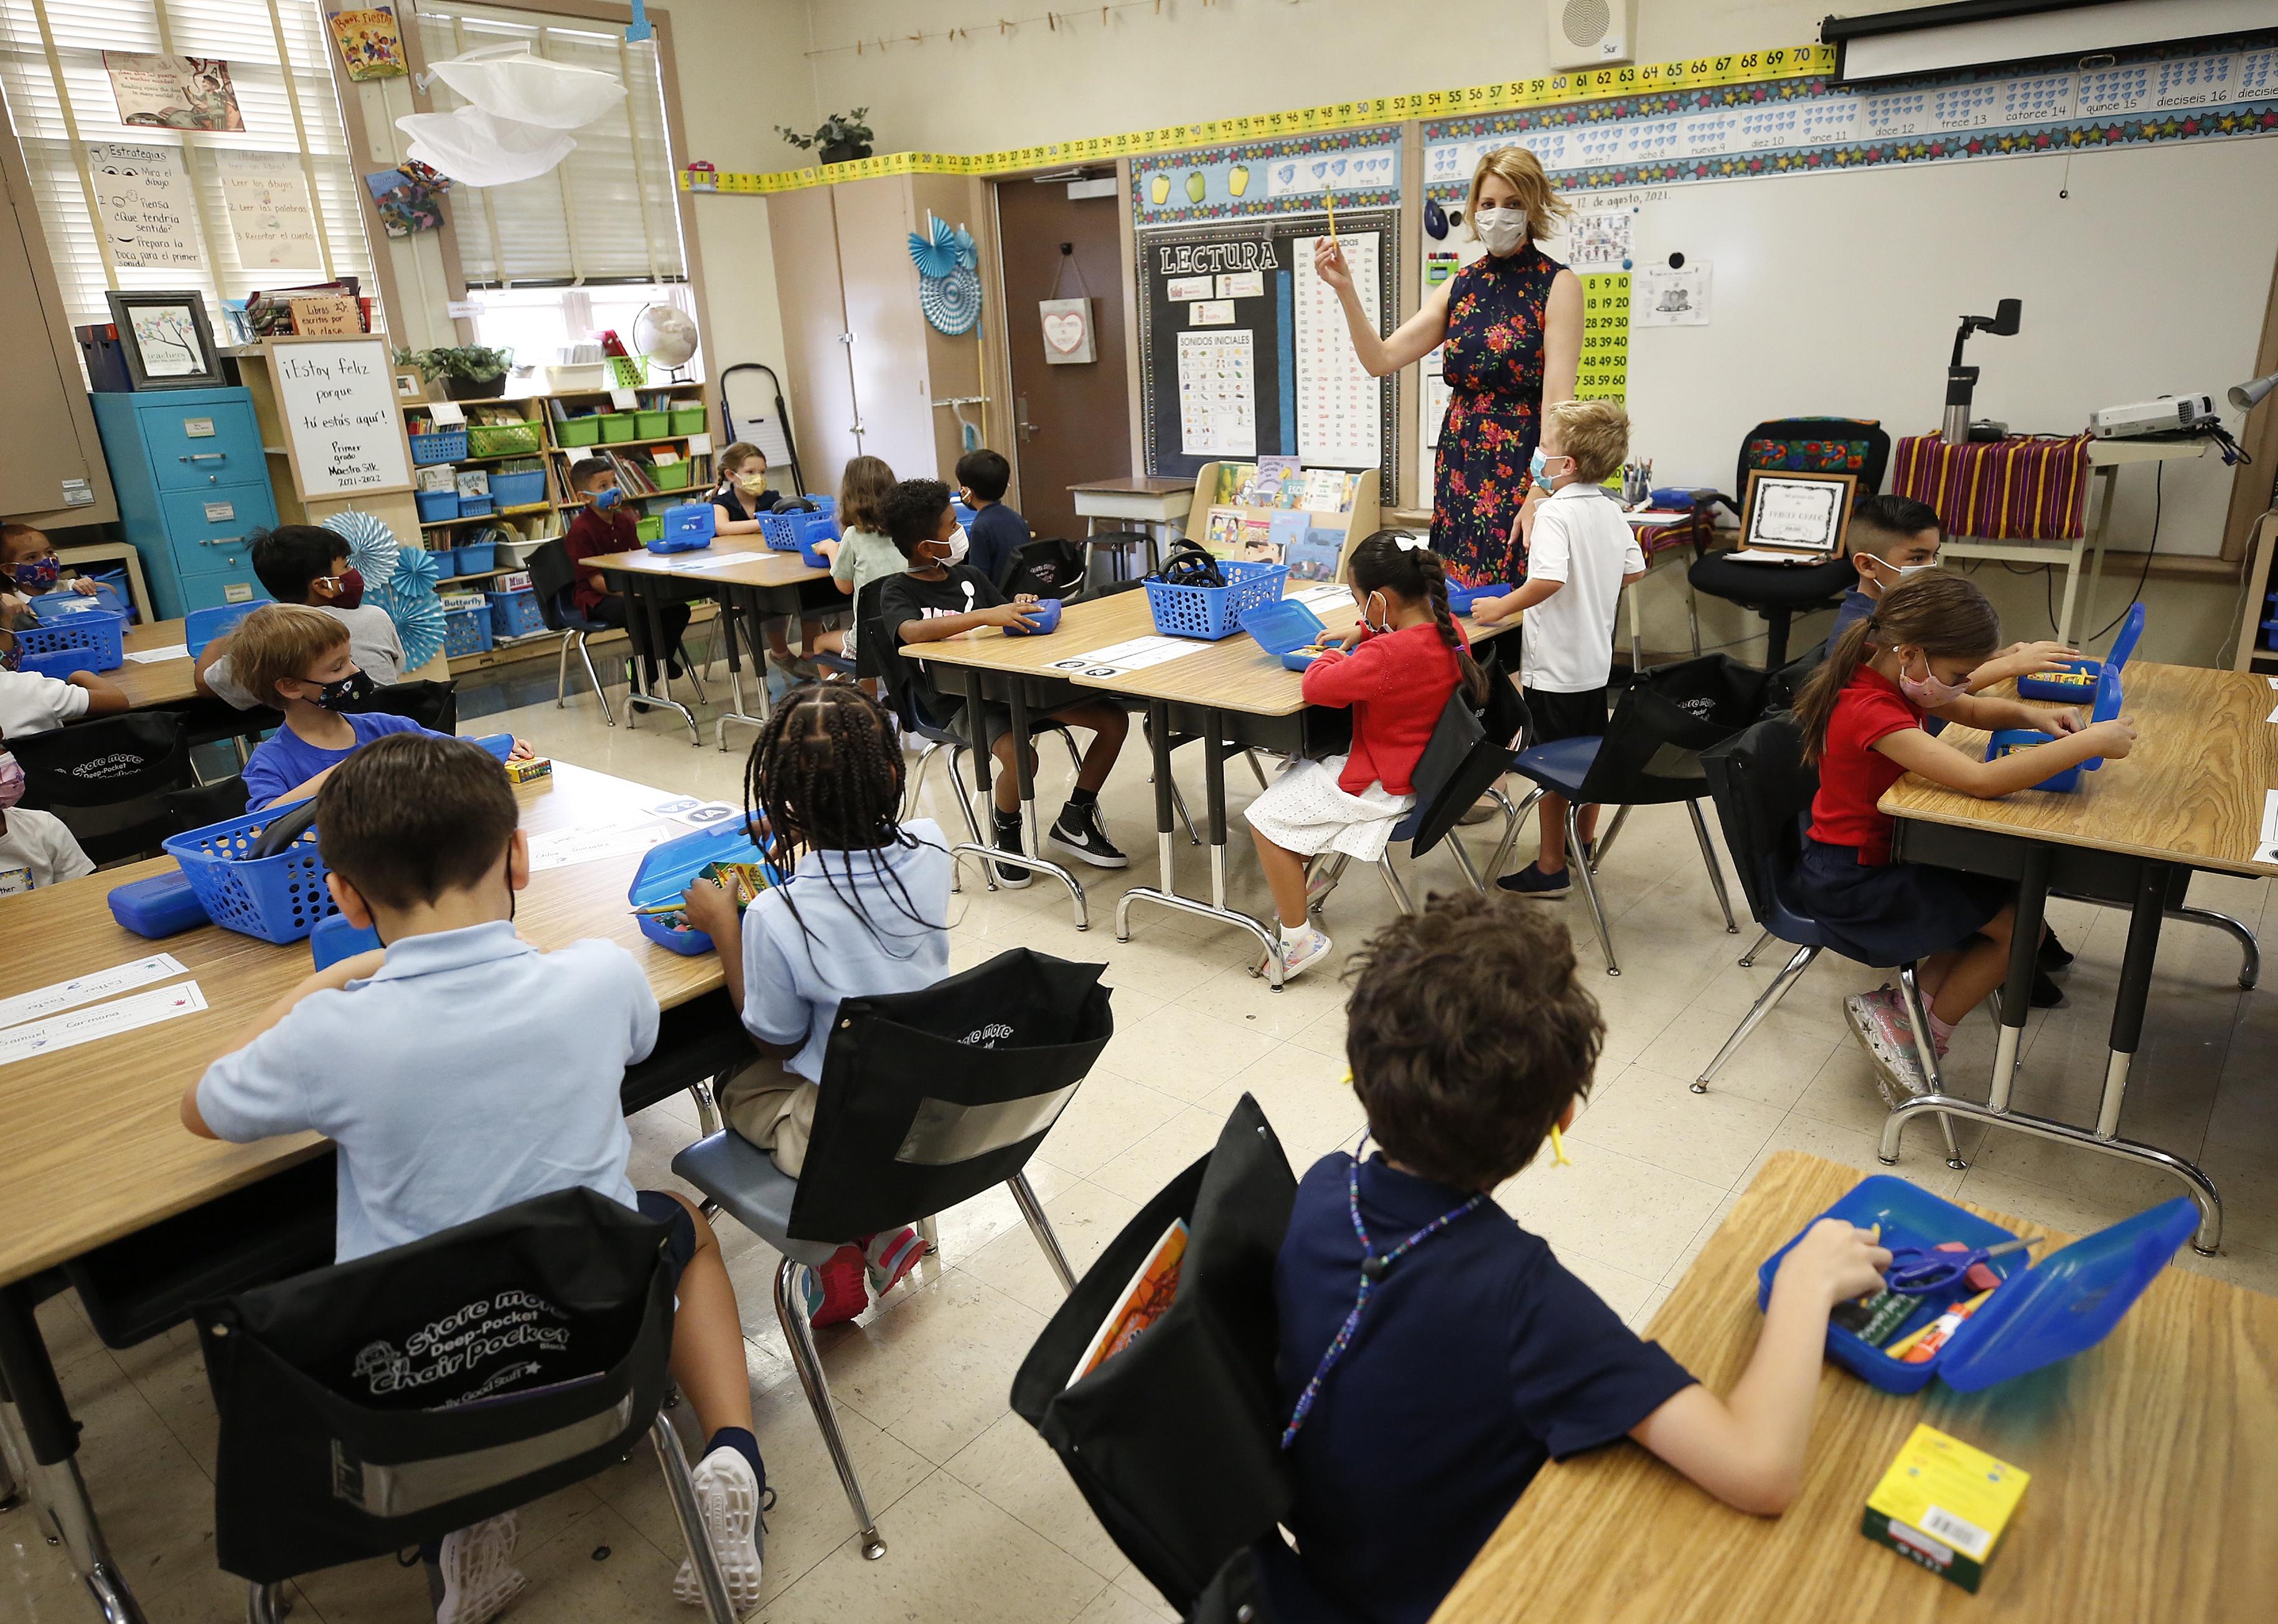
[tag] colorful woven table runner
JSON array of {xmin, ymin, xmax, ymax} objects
[{"xmin": 1891, "ymin": 433, "xmax": 2093, "ymax": 542}]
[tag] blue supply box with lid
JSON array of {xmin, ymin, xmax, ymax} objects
[
  {"xmin": 1238, "ymin": 598, "xmax": 1333, "ymax": 672},
  {"xmin": 16, "ymin": 599, "xmax": 125, "ymax": 672},
  {"xmin": 1004, "ymin": 598, "xmax": 1062, "ymax": 637},
  {"xmin": 108, "ymin": 871, "xmax": 211, "ymax": 938},
  {"xmin": 186, "ymin": 600, "xmax": 265, "ymax": 657},
  {"xmin": 1983, "ymin": 660, "xmax": 2122, "ymax": 792},
  {"xmin": 2016, "ymin": 603, "xmax": 2145, "ymax": 702},
  {"xmin": 658, "ymin": 502, "xmax": 716, "ymax": 550},
  {"xmin": 1444, "ymin": 580, "xmax": 1516, "ymax": 617},
  {"xmin": 1756, "ymin": 1174, "xmax": 2196, "ymax": 1395},
  {"xmin": 1146, "ymin": 560, "xmax": 1288, "ymax": 641},
  {"xmin": 627, "ymin": 820, "xmax": 780, "ymax": 956}
]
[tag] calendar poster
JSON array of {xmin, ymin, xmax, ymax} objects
[
  {"xmin": 1292, "ymin": 232, "xmax": 1382, "ymax": 469},
  {"xmin": 1578, "ymin": 273, "xmax": 1629, "ymax": 400},
  {"xmin": 1176, "ymin": 329, "xmax": 1256, "ymax": 458}
]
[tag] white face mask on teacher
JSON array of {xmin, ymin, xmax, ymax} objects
[{"xmin": 1471, "ymin": 205, "xmax": 1529, "ymax": 255}]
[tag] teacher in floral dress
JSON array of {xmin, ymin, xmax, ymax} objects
[{"xmin": 1315, "ymin": 146, "xmax": 1580, "ymax": 587}]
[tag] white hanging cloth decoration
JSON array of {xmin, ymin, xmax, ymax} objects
[
  {"xmin": 426, "ymin": 44, "xmax": 627, "ymax": 131},
  {"xmin": 397, "ymin": 105, "xmax": 576, "ymax": 188}
]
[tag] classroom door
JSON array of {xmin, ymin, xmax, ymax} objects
[{"xmin": 993, "ymin": 178, "xmax": 1130, "ymax": 545}]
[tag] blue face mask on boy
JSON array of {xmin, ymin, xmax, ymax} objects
[{"xmin": 589, "ymin": 486, "xmax": 623, "ymax": 510}]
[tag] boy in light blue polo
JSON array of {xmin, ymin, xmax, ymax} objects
[{"xmin": 183, "ymin": 733, "xmax": 769, "ymax": 1623}]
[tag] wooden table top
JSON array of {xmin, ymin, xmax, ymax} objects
[
  {"xmin": 1434, "ymin": 1151, "xmax": 2278, "ymax": 1624},
  {"xmin": 1068, "ymin": 476, "xmax": 1197, "ymax": 495},
  {"xmin": 1878, "ymin": 661, "xmax": 2278, "ymax": 878},
  {"xmin": 911, "ymin": 586, "xmax": 1514, "ymax": 717},
  {"xmin": 0, "ymin": 762, "xmax": 727, "ymax": 1288},
  {"xmin": 586, "ymin": 536, "xmax": 828, "ymax": 589},
  {"xmin": 113, "ymin": 617, "xmax": 199, "ymax": 708}
]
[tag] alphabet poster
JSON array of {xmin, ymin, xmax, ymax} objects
[
  {"xmin": 1176, "ymin": 330, "xmax": 1256, "ymax": 458},
  {"xmin": 1291, "ymin": 231, "xmax": 1382, "ymax": 469},
  {"xmin": 265, "ymin": 336, "xmax": 414, "ymax": 500},
  {"xmin": 87, "ymin": 143, "xmax": 202, "ymax": 270},
  {"xmin": 215, "ymin": 148, "xmax": 322, "ymax": 270}
]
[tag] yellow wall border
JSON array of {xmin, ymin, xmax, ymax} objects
[{"xmin": 680, "ymin": 42, "xmax": 1835, "ymax": 194}]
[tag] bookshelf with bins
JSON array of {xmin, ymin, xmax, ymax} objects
[{"xmin": 1183, "ymin": 461, "xmax": 1382, "ymax": 584}]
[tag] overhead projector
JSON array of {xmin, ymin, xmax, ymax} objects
[{"xmin": 2088, "ymin": 393, "xmax": 2221, "ymax": 439}]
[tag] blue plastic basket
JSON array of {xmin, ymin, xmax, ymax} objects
[
  {"xmin": 1145, "ymin": 561, "xmax": 1288, "ymax": 641},
  {"xmin": 416, "ymin": 490, "xmax": 460, "ymax": 523},
  {"xmin": 628, "ymin": 821, "xmax": 780, "ymax": 955},
  {"xmin": 454, "ymin": 538, "xmax": 497, "ymax": 574},
  {"xmin": 487, "ymin": 588, "xmax": 546, "ymax": 640},
  {"xmin": 408, "ymin": 427, "xmax": 468, "ymax": 465},
  {"xmin": 162, "ymin": 805, "xmax": 340, "ymax": 944},
  {"xmin": 20, "ymin": 647, "xmax": 89, "ymax": 681},
  {"xmin": 459, "ymin": 495, "xmax": 494, "ymax": 518},
  {"xmin": 15, "ymin": 603, "xmax": 124, "ymax": 672},
  {"xmin": 487, "ymin": 469, "xmax": 546, "ymax": 509},
  {"xmin": 444, "ymin": 603, "xmax": 492, "ymax": 657},
  {"xmin": 187, "ymin": 601, "xmax": 264, "ymax": 656}
]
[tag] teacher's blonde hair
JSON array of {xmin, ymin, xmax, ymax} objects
[{"xmin": 1467, "ymin": 146, "xmax": 1569, "ymax": 243}]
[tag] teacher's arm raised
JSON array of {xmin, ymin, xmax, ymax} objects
[{"xmin": 1315, "ymin": 238, "xmax": 1451, "ymax": 377}]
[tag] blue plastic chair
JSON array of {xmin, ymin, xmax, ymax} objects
[{"xmin": 1694, "ymin": 715, "xmax": 1966, "ymax": 1169}]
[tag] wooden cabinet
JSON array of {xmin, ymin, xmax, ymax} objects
[
  {"xmin": 0, "ymin": 84, "xmax": 116, "ymax": 530},
  {"xmin": 769, "ymin": 174, "xmax": 995, "ymax": 494}
]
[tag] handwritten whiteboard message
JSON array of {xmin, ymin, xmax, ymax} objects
[{"xmin": 265, "ymin": 336, "xmax": 413, "ymax": 499}]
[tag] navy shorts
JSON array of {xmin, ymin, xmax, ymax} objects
[
  {"xmin": 1524, "ymin": 685, "xmax": 1609, "ymax": 746},
  {"xmin": 635, "ymin": 1190, "xmax": 700, "ymax": 1287}
]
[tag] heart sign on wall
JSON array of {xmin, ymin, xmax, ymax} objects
[{"xmin": 1038, "ymin": 296, "xmax": 1095, "ymax": 365}]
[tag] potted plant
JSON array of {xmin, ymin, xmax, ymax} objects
[
  {"xmin": 777, "ymin": 108, "xmax": 873, "ymax": 166},
  {"xmin": 393, "ymin": 343, "xmax": 515, "ymax": 401}
]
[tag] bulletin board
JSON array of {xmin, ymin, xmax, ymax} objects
[{"xmin": 1133, "ymin": 128, "xmax": 1402, "ymax": 487}]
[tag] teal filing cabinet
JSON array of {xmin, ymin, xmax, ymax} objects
[{"xmin": 90, "ymin": 387, "xmax": 278, "ymax": 619}]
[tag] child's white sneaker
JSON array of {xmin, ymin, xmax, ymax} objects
[
  {"xmin": 1272, "ymin": 925, "xmax": 1334, "ymax": 982},
  {"xmin": 673, "ymin": 1446, "xmax": 765, "ymax": 1613},
  {"xmin": 431, "ymin": 1511, "xmax": 525, "ymax": 1624}
]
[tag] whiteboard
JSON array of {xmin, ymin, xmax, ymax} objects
[
  {"xmin": 263, "ymin": 336, "xmax": 415, "ymax": 502},
  {"xmin": 1529, "ymin": 137, "xmax": 2278, "ymax": 557}
]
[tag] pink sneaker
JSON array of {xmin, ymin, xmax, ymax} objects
[
  {"xmin": 1844, "ymin": 987, "xmax": 1926, "ymax": 1105},
  {"xmin": 800, "ymin": 1244, "xmax": 868, "ymax": 1327},
  {"xmin": 865, "ymin": 1226, "xmax": 927, "ymax": 1299}
]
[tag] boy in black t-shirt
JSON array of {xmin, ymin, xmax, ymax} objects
[
  {"xmin": 878, "ymin": 478, "xmax": 1128, "ymax": 884},
  {"xmin": 1270, "ymin": 892, "xmax": 1893, "ymax": 1623}
]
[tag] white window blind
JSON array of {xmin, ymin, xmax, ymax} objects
[
  {"xmin": 0, "ymin": 0, "xmax": 378, "ymax": 336},
  {"xmin": 412, "ymin": 1, "xmax": 683, "ymax": 288}
]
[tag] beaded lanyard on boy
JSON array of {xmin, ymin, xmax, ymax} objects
[{"xmin": 1280, "ymin": 1088, "xmax": 1572, "ymax": 1450}]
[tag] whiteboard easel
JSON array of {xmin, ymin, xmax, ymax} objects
[{"xmin": 261, "ymin": 334, "xmax": 415, "ymax": 502}]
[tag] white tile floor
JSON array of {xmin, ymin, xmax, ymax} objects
[{"xmin": 8, "ymin": 660, "xmax": 2276, "ymax": 1622}]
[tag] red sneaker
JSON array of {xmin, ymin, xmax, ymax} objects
[{"xmin": 800, "ymin": 1244, "xmax": 868, "ymax": 1327}]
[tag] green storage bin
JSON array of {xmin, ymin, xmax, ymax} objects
[
  {"xmin": 650, "ymin": 460, "xmax": 693, "ymax": 491},
  {"xmin": 634, "ymin": 409, "xmax": 670, "ymax": 438},
  {"xmin": 466, "ymin": 420, "xmax": 541, "ymax": 457},
  {"xmin": 669, "ymin": 405, "xmax": 706, "ymax": 435},
  {"xmin": 556, "ymin": 415, "xmax": 602, "ymax": 447},
  {"xmin": 635, "ymin": 515, "xmax": 663, "ymax": 543},
  {"xmin": 598, "ymin": 413, "xmax": 637, "ymax": 443}
]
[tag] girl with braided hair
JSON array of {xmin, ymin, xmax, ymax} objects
[
  {"xmin": 679, "ymin": 683, "xmax": 951, "ymax": 1324},
  {"xmin": 1244, "ymin": 532, "xmax": 1488, "ymax": 980}
]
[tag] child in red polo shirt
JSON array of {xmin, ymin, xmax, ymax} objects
[
  {"xmin": 1790, "ymin": 571, "xmax": 2137, "ymax": 1099},
  {"xmin": 1245, "ymin": 532, "xmax": 1489, "ymax": 980},
  {"xmin": 561, "ymin": 456, "xmax": 689, "ymax": 689}
]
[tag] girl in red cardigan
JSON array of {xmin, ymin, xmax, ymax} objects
[{"xmin": 1246, "ymin": 532, "xmax": 1488, "ymax": 979}]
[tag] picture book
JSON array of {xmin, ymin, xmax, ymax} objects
[
  {"xmin": 328, "ymin": 8, "xmax": 408, "ymax": 82},
  {"xmin": 454, "ymin": 469, "xmax": 489, "ymax": 498},
  {"xmin": 1240, "ymin": 454, "xmax": 1300, "ymax": 507},
  {"xmin": 1285, "ymin": 524, "xmax": 1346, "ymax": 583},
  {"xmin": 1300, "ymin": 467, "xmax": 1354, "ymax": 512},
  {"xmin": 1212, "ymin": 463, "xmax": 1255, "ymax": 505},
  {"xmin": 1067, "ymin": 1219, "xmax": 1188, "ymax": 1388},
  {"xmin": 1204, "ymin": 504, "xmax": 1245, "ymax": 556},
  {"xmin": 1237, "ymin": 516, "xmax": 1275, "ymax": 560}
]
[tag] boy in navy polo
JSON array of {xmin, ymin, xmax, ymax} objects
[
  {"xmin": 954, "ymin": 448, "xmax": 1029, "ymax": 586},
  {"xmin": 1271, "ymin": 892, "xmax": 1892, "ymax": 1623},
  {"xmin": 185, "ymin": 735, "xmax": 769, "ymax": 1621}
]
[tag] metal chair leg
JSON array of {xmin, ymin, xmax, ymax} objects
[
  {"xmin": 1486, "ymin": 783, "xmax": 1547, "ymax": 881},
  {"xmin": 771, "ymin": 1257, "xmax": 886, "ymax": 1560},
  {"xmin": 686, "ymin": 1077, "xmax": 722, "ymax": 1137},
  {"xmin": 1245, "ymin": 749, "xmax": 1270, "ymax": 791},
  {"xmin": 577, "ymin": 634, "xmax": 615, "ymax": 726},
  {"xmin": 246, "ymin": 1583, "xmax": 289, "ymax": 1623},
  {"xmin": 555, "ymin": 632, "xmax": 573, "ymax": 708},
  {"xmin": 1006, "ymin": 1171, "xmax": 1077, "ymax": 1295},
  {"xmin": 1311, "ymin": 851, "xmax": 1354, "ymax": 913},
  {"xmin": 1693, "ymin": 944, "xmax": 1819, "ymax": 1093},
  {"xmin": 676, "ymin": 639, "xmax": 710, "ymax": 706},
  {"xmin": 1376, "ymin": 853, "xmax": 1418, "ymax": 914},
  {"xmin": 1687, "ymin": 799, "xmax": 1740, "ymax": 933},
  {"xmin": 1566, "ymin": 802, "xmax": 1621, "ymax": 974},
  {"xmin": 1897, "ymin": 964, "xmax": 1967, "ymax": 1171},
  {"xmin": 1445, "ymin": 833, "xmax": 1486, "ymax": 894},
  {"xmin": 652, "ymin": 1413, "xmax": 742, "ymax": 1620},
  {"xmin": 1047, "ymin": 723, "xmax": 1083, "ymax": 777},
  {"xmin": 1169, "ymin": 778, "xmax": 1201, "ymax": 846},
  {"xmin": 1590, "ymin": 804, "xmax": 1631, "ymax": 871},
  {"xmin": 1740, "ymin": 926, "xmax": 1776, "ymax": 968}
]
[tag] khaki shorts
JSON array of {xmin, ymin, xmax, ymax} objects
[{"xmin": 721, "ymin": 1056, "xmax": 818, "ymax": 1177}]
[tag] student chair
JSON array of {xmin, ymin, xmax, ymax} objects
[
  {"xmin": 1486, "ymin": 655, "xmax": 1767, "ymax": 975},
  {"xmin": 1694, "ymin": 715, "xmax": 1966, "ymax": 1169},
  {"xmin": 11, "ymin": 710, "xmax": 197, "ymax": 864},
  {"xmin": 1685, "ymin": 417, "xmax": 1892, "ymax": 669},
  {"xmin": 197, "ymin": 1187, "xmax": 739, "ymax": 1624},
  {"xmin": 671, "ymin": 947, "xmax": 1113, "ymax": 1557},
  {"xmin": 163, "ymin": 774, "xmax": 251, "ymax": 831},
  {"xmin": 998, "ymin": 535, "xmax": 1089, "ymax": 600},
  {"xmin": 529, "ymin": 538, "xmax": 620, "ymax": 726}
]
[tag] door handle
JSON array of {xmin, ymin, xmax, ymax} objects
[
  {"xmin": 1015, "ymin": 395, "xmax": 1038, "ymax": 442},
  {"xmin": 178, "ymin": 453, "xmax": 228, "ymax": 462}
]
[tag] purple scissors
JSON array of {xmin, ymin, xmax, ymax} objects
[{"xmin": 1885, "ymin": 1235, "xmax": 2038, "ymax": 1295}]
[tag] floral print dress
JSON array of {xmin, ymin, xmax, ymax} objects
[{"xmin": 1432, "ymin": 243, "xmax": 1566, "ymax": 587}]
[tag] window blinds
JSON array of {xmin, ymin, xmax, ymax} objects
[
  {"xmin": 411, "ymin": 1, "xmax": 683, "ymax": 288},
  {"xmin": 0, "ymin": 0, "xmax": 377, "ymax": 331}
]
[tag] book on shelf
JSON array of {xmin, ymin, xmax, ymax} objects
[
  {"xmin": 1287, "ymin": 525, "xmax": 1346, "ymax": 582},
  {"xmin": 454, "ymin": 469, "xmax": 489, "ymax": 497},
  {"xmin": 1067, "ymin": 1218, "xmax": 1188, "ymax": 1389},
  {"xmin": 415, "ymin": 466, "xmax": 456, "ymax": 494}
]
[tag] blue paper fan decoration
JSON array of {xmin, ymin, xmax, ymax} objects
[
  {"xmin": 908, "ymin": 214, "xmax": 959, "ymax": 279},
  {"xmin": 319, "ymin": 510, "xmax": 401, "ymax": 586},
  {"xmin": 919, "ymin": 265, "xmax": 982, "ymax": 336},
  {"xmin": 950, "ymin": 224, "xmax": 977, "ymax": 270},
  {"xmin": 380, "ymin": 543, "xmax": 448, "ymax": 670}
]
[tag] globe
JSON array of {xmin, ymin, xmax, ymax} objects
[{"xmin": 633, "ymin": 303, "xmax": 700, "ymax": 371}]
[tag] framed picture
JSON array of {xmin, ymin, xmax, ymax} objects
[
  {"xmin": 104, "ymin": 289, "xmax": 223, "ymax": 391},
  {"xmin": 393, "ymin": 366, "xmax": 427, "ymax": 402},
  {"xmin": 1740, "ymin": 470, "xmax": 1856, "ymax": 558}
]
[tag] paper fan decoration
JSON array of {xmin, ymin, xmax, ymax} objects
[
  {"xmin": 907, "ymin": 214, "xmax": 960, "ymax": 279},
  {"xmin": 919, "ymin": 265, "xmax": 982, "ymax": 336},
  {"xmin": 319, "ymin": 510, "xmax": 401, "ymax": 586},
  {"xmin": 380, "ymin": 544, "xmax": 448, "ymax": 670},
  {"xmin": 950, "ymin": 224, "xmax": 978, "ymax": 270}
]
